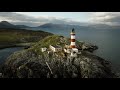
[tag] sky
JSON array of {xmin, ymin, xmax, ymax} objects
[
  {"xmin": 16, "ymin": 12, "xmax": 91, "ymax": 22},
  {"xmin": 0, "ymin": 12, "xmax": 120, "ymax": 26}
]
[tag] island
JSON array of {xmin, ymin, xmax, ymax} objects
[{"xmin": 0, "ymin": 29, "xmax": 117, "ymax": 78}]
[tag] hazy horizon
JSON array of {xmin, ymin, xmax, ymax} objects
[{"xmin": 0, "ymin": 12, "xmax": 120, "ymax": 27}]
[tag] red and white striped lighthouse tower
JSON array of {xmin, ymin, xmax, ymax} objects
[{"xmin": 70, "ymin": 28, "xmax": 76, "ymax": 49}]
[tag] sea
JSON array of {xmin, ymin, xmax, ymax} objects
[{"xmin": 35, "ymin": 28, "xmax": 120, "ymax": 71}]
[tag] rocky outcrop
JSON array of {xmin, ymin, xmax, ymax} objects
[
  {"xmin": 0, "ymin": 49, "xmax": 117, "ymax": 78},
  {"xmin": 81, "ymin": 42, "xmax": 98, "ymax": 52},
  {"xmin": 0, "ymin": 35, "xmax": 117, "ymax": 78}
]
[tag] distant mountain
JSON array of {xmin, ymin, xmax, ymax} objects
[
  {"xmin": 37, "ymin": 23, "xmax": 85, "ymax": 30},
  {"xmin": 0, "ymin": 21, "xmax": 30, "ymax": 29},
  {"xmin": 1, "ymin": 21, "xmax": 120, "ymax": 31},
  {"xmin": 38, "ymin": 23, "xmax": 67, "ymax": 28},
  {"xmin": 0, "ymin": 22, "xmax": 86, "ymax": 30},
  {"xmin": 88, "ymin": 24, "xmax": 120, "ymax": 30},
  {"xmin": 87, "ymin": 24, "xmax": 112, "ymax": 29},
  {"xmin": 0, "ymin": 21, "xmax": 19, "ymax": 29},
  {"xmin": 38, "ymin": 23, "xmax": 120, "ymax": 31},
  {"xmin": 15, "ymin": 25, "xmax": 31, "ymax": 28}
]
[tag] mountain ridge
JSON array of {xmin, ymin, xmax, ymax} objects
[
  {"xmin": 0, "ymin": 21, "xmax": 30, "ymax": 29},
  {"xmin": 1, "ymin": 21, "xmax": 120, "ymax": 30}
]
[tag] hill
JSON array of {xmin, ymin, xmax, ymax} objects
[
  {"xmin": 37, "ymin": 23, "xmax": 86, "ymax": 30},
  {"xmin": 34, "ymin": 23, "xmax": 120, "ymax": 31},
  {"xmin": 0, "ymin": 35, "xmax": 117, "ymax": 78},
  {"xmin": 0, "ymin": 21, "xmax": 30, "ymax": 29},
  {"xmin": 1, "ymin": 21, "xmax": 120, "ymax": 31},
  {"xmin": 0, "ymin": 21, "xmax": 19, "ymax": 29},
  {"xmin": 0, "ymin": 28, "xmax": 53, "ymax": 49},
  {"xmin": 15, "ymin": 25, "xmax": 30, "ymax": 28}
]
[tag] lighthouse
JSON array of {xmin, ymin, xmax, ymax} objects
[
  {"xmin": 70, "ymin": 28, "xmax": 78, "ymax": 57},
  {"xmin": 70, "ymin": 28, "xmax": 76, "ymax": 49}
]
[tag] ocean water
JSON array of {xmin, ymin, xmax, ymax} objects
[
  {"xmin": 37, "ymin": 28, "xmax": 120, "ymax": 70},
  {"xmin": 0, "ymin": 47, "xmax": 24, "ymax": 64}
]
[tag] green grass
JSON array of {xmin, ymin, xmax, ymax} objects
[
  {"xmin": 0, "ymin": 28, "xmax": 53, "ymax": 46},
  {"xmin": 39, "ymin": 35, "xmax": 62, "ymax": 47},
  {"xmin": 0, "ymin": 36, "xmax": 17, "ymax": 43},
  {"xmin": 28, "ymin": 35, "xmax": 83, "ymax": 57}
]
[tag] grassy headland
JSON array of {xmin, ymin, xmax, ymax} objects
[
  {"xmin": 0, "ymin": 28, "xmax": 53, "ymax": 49},
  {"xmin": 0, "ymin": 35, "xmax": 116, "ymax": 78}
]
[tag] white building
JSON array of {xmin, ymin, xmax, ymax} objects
[
  {"xmin": 71, "ymin": 52, "xmax": 77, "ymax": 57},
  {"xmin": 41, "ymin": 47, "xmax": 47, "ymax": 52},
  {"xmin": 49, "ymin": 45, "xmax": 62, "ymax": 52},
  {"xmin": 70, "ymin": 48, "xmax": 78, "ymax": 57},
  {"xmin": 64, "ymin": 48, "xmax": 71, "ymax": 53},
  {"xmin": 72, "ymin": 48, "xmax": 78, "ymax": 53}
]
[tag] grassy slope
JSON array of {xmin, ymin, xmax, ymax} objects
[
  {"xmin": 27, "ymin": 35, "xmax": 83, "ymax": 55},
  {"xmin": 0, "ymin": 28, "xmax": 53, "ymax": 48},
  {"xmin": 33, "ymin": 35, "xmax": 82, "ymax": 48},
  {"xmin": 5, "ymin": 35, "xmax": 82, "ymax": 64}
]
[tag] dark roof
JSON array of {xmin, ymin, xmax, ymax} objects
[
  {"xmin": 72, "ymin": 28, "xmax": 75, "ymax": 32},
  {"xmin": 51, "ymin": 45, "xmax": 61, "ymax": 48}
]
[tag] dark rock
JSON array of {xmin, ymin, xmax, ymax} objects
[{"xmin": 1, "ymin": 49, "xmax": 117, "ymax": 78}]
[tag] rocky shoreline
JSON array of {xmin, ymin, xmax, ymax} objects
[
  {"xmin": 0, "ymin": 44, "xmax": 16, "ymax": 49},
  {"xmin": 0, "ymin": 49, "xmax": 117, "ymax": 78},
  {"xmin": 0, "ymin": 35, "xmax": 118, "ymax": 78},
  {"xmin": 0, "ymin": 43, "xmax": 35, "ymax": 50}
]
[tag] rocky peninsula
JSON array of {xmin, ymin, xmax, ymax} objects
[{"xmin": 0, "ymin": 35, "xmax": 117, "ymax": 78}]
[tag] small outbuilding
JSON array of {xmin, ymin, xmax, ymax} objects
[
  {"xmin": 70, "ymin": 48, "xmax": 78, "ymax": 57},
  {"xmin": 49, "ymin": 45, "xmax": 62, "ymax": 52},
  {"xmin": 41, "ymin": 47, "xmax": 47, "ymax": 52},
  {"xmin": 72, "ymin": 48, "xmax": 78, "ymax": 53},
  {"xmin": 64, "ymin": 48, "xmax": 71, "ymax": 53}
]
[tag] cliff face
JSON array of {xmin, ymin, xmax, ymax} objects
[{"xmin": 0, "ymin": 35, "xmax": 117, "ymax": 78}]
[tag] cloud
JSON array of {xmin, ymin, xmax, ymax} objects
[
  {"xmin": 0, "ymin": 12, "xmax": 42, "ymax": 26},
  {"xmin": 0, "ymin": 12, "xmax": 88, "ymax": 26},
  {"xmin": 89, "ymin": 12, "xmax": 120, "ymax": 25},
  {"xmin": 1, "ymin": 12, "xmax": 120, "ymax": 26}
]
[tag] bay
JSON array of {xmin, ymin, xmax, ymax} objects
[{"xmin": 0, "ymin": 47, "xmax": 24, "ymax": 64}]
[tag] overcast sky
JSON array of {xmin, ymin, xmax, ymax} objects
[{"xmin": 0, "ymin": 12, "xmax": 120, "ymax": 26}]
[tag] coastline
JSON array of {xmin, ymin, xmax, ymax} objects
[
  {"xmin": 0, "ymin": 35, "xmax": 118, "ymax": 78},
  {"xmin": 0, "ymin": 42, "xmax": 35, "ymax": 50}
]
